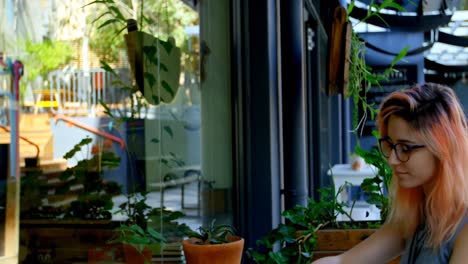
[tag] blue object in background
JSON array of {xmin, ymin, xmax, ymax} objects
[
  {"xmin": 345, "ymin": 185, "xmax": 362, "ymax": 206},
  {"xmin": 345, "ymin": 185, "xmax": 372, "ymax": 207},
  {"xmin": 5, "ymin": 0, "xmax": 14, "ymax": 25}
]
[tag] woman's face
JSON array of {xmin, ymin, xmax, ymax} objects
[{"xmin": 386, "ymin": 115, "xmax": 437, "ymax": 190}]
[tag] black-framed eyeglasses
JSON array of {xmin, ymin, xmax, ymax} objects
[{"xmin": 378, "ymin": 137, "xmax": 425, "ymax": 163}]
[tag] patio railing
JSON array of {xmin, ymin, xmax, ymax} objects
[{"xmin": 44, "ymin": 68, "xmax": 132, "ymax": 116}]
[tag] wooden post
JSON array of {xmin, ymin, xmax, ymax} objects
[{"xmin": 327, "ymin": 6, "xmax": 352, "ymax": 95}]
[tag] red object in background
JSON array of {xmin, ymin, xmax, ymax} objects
[
  {"xmin": 91, "ymin": 139, "xmax": 114, "ymax": 156},
  {"xmin": 88, "ymin": 246, "xmax": 117, "ymax": 263},
  {"xmin": 122, "ymin": 245, "xmax": 152, "ymax": 264},
  {"xmin": 94, "ymin": 71, "xmax": 104, "ymax": 90},
  {"xmin": 0, "ymin": 53, "xmax": 7, "ymax": 68}
]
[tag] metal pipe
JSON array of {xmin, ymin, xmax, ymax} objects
[
  {"xmin": 280, "ymin": 0, "xmax": 309, "ymax": 209},
  {"xmin": 54, "ymin": 114, "xmax": 125, "ymax": 149}
]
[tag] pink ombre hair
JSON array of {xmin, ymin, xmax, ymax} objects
[{"xmin": 377, "ymin": 83, "xmax": 468, "ymax": 248}]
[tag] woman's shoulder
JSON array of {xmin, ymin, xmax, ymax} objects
[
  {"xmin": 449, "ymin": 211, "xmax": 468, "ymax": 242},
  {"xmin": 449, "ymin": 224, "xmax": 468, "ymax": 263},
  {"xmin": 447, "ymin": 211, "xmax": 468, "ymax": 262}
]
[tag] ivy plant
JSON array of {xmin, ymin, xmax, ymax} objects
[
  {"xmin": 58, "ymin": 137, "xmax": 122, "ymax": 220},
  {"xmin": 247, "ymin": 186, "xmax": 355, "ymax": 264},
  {"xmin": 107, "ymin": 224, "xmax": 166, "ymax": 254},
  {"xmin": 355, "ymin": 130, "xmax": 393, "ymax": 220}
]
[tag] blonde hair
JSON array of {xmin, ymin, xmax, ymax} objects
[{"xmin": 377, "ymin": 83, "xmax": 468, "ymax": 248}]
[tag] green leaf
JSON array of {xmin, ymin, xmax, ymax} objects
[
  {"xmin": 144, "ymin": 72, "xmax": 156, "ymax": 88},
  {"xmin": 347, "ymin": 1, "xmax": 355, "ymax": 16},
  {"xmin": 185, "ymin": 230, "xmax": 203, "ymax": 240},
  {"xmin": 108, "ymin": 6, "xmax": 126, "ymax": 22},
  {"xmin": 373, "ymin": 13, "xmax": 390, "ymax": 27},
  {"xmin": 390, "ymin": 46, "xmax": 409, "ymax": 67},
  {"xmin": 97, "ymin": 19, "xmax": 122, "ymax": 30},
  {"xmin": 91, "ymin": 11, "xmax": 112, "ymax": 25},
  {"xmin": 81, "ymin": 0, "xmax": 107, "ymax": 8},
  {"xmin": 163, "ymin": 126, "xmax": 173, "ymax": 138},
  {"xmin": 161, "ymin": 81, "xmax": 175, "ymax": 98},
  {"xmin": 159, "ymin": 39, "xmax": 174, "ymax": 54},
  {"xmin": 63, "ymin": 137, "xmax": 92, "ymax": 159},
  {"xmin": 151, "ymin": 95, "xmax": 161, "ymax": 104},
  {"xmin": 59, "ymin": 168, "xmax": 74, "ymax": 181},
  {"xmin": 114, "ymin": 25, "xmax": 128, "ymax": 36},
  {"xmin": 100, "ymin": 60, "xmax": 117, "ymax": 75},
  {"xmin": 269, "ymin": 251, "xmax": 288, "ymax": 264},
  {"xmin": 381, "ymin": 0, "xmax": 407, "ymax": 11},
  {"xmin": 159, "ymin": 63, "xmax": 169, "ymax": 72},
  {"xmin": 143, "ymin": 45, "xmax": 157, "ymax": 59},
  {"xmin": 147, "ymin": 227, "xmax": 165, "ymax": 242},
  {"xmin": 99, "ymin": 99, "xmax": 114, "ymax": 118}
]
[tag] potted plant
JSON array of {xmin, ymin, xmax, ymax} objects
[
  {"xmin": 115, "ymin": 190, "xmax": 153, "ymax": 228},
  {"xmin": 115, "ymin": 191, "xmax": 190, "ymax": 256},
  {"xmin": 183, "ymin": 219, "xmax": 244, "ymax": 264},
  {"xmin": 84, "ymin": 0, "xmax": 182, "ymax": 105},
  {"xmin": 84, "ymin": 0, "xmax": 181, "ymax": 192},
  {"xmin": 147, "ymin": 207, "xmax": 192, "ymax": 243},
  {"xmin": 247, "ymin": 186, "xmax": 355, "ymax": 263},
  {"xmin": 124, "ymin": 18, "xmax": 181, "ymax": 105},
  {"xmin": 20, "ymin": 137, "xmax": 122, "ymax": 263},
  {"xmin": 247, "ymin": 184, "xmax": 400, "ymax": 263},
  {"xmin": 57, "ymin": 137, "xmax": 122, "ymax": 220},
  {"xmin": 85, "ymin": 0, "xmax": 199, "ymax": 194},
  {"xmin": 107, "ymin": 224, "xmax": 165, "ymax": 264}
]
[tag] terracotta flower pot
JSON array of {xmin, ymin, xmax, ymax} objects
[
  {"xmin": 182, "ymin": 236, "xmax": 244, "ymax": 264},
  {"xmin": 122, "ymin": 244, "xmax": 152, "ymax": 264},
  {"xmin": 88, "ymin": 246, "xmax": 117, "ymax": 263}
]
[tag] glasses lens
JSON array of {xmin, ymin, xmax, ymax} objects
[
  {"xmin": 379, "ymin": 139, "xmax": 392, "ymax": 158},
  {"xmin": 395, "ymin": 144, "xmax": 409, "ymax": 162}
]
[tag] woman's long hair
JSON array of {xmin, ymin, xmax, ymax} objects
[{"xmin": 377, "ymin": 83, "xmax": 468, "ymax": 248}]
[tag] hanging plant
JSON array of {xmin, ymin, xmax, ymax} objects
[
  {"xmin": 346, "ymin": 0, "xmax": 408, "ymax": 136},
  {"xmin": 124, "ymin": 21, "xmax": 181, "ymax": 105},
  {"xmin": 84, "ymin": 0, "xmax": 187, "ymax": 105},
  {"xmin": 345, "ymin": 0, "xmax": 408, "ymax": 226}
]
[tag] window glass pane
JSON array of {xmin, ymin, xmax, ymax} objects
[
  {"xmin": 0, "ymin": 65, "xmax": 20, "ymax": 261},
  {"xmin": 13, "ymin": 1, "xmax": 227, "ymax": 263},
  {"xmin": 12, "ymin": 1, "xmax": 236, "ymax": 262}
]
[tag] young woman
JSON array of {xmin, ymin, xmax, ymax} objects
[{"xmin": 313, "ymin": 83, "xmax": 468, "ymax": 263}]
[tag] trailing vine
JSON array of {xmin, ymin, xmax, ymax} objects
[
  {"xmin": 346, "ymin": 0, "xmax": 408, "ymax": 136},
  {"xmin": 347, "ymin": 0, "xmax": 409, "ymax": 223}
]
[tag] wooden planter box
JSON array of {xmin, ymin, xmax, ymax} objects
[
  {"xmin": 20, "ymin": 219, "xmax": 122, "ymax": 263},
  {"xmin": 20, "ymin": 220, "xmax": 185, "ymax": 263},
  {"xmin": 312, "ymin": 229, "xmax": 400, "ymax": 264}
]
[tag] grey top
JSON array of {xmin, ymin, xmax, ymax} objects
[{"xmin": 399, "ymin": 215, "xmax": 468, "ymax": 264}]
